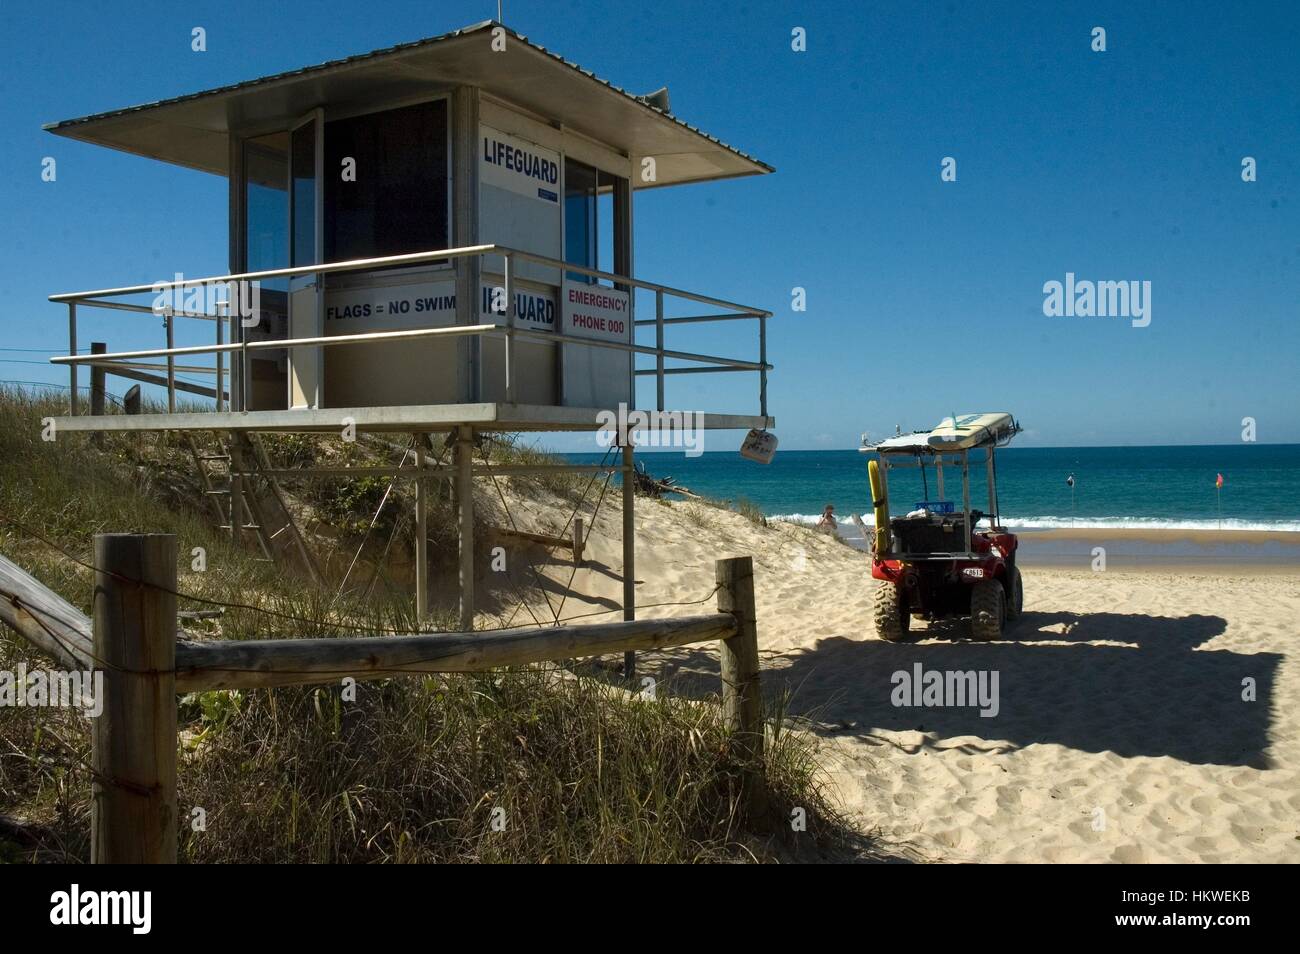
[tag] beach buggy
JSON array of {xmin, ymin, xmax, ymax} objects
[{"xmin": 862, "ymin": 413, "xmax": 1023, "ymax": 640}]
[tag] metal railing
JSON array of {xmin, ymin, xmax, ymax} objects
[{"xmin": 49, "ymin": 244, "xmax": 772, "ymax": 419}]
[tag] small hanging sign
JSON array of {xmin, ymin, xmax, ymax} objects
[{"xmin": 740, "ymin": 429, "xmax": 778, "ymax": 464}]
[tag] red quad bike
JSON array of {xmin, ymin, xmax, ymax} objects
[{"xmin": 863, "ymin": 413, "xmax": 1024, "ymax": 641}]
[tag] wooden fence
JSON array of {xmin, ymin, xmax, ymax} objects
[{"xmin": 0, "ymin": 534, "xmax": 762, "ymax": 864}]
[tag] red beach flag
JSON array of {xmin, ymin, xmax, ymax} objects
[{"xmin": 1215, "ymin": 473, "xmax": 1225, "ymax": 489}]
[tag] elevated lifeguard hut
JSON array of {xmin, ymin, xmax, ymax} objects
[{"xmin": 42, "ymin": 21, "xmax": 774, "ymax": 644}]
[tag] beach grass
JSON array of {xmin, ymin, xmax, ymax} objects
[{"xmin": 0, "ymin": 386, "xmax": 866, "ymax": 863}]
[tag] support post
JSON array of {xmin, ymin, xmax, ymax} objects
[
  {"xmin": 962, "ymin": 450, "xmax": 971, "ymax": 555},
  {"xmin": 622, "ymin": 442, "xmax": 635, "ymax": 680},
  {"xmin": 229, "ymin": 436, "xmax": 244, "ymax": 546},
  {"xmin": 759, "ymin": 313, "xmax": 768, "ymax": 420},
  {"xmin": 414, "ymin": 433, "xmax": 429, "ymax": 620},
  {"xmin": 655, "ymin": 290, "xmax": 665, "ymax": 412},
  {"xmin": 231, "ymin": 310, "xmax": 243, "ymax": 412},
  {"xmin": 572, "ymin": 517, "xmax": 584, "ymax": 566},
  {"xmin": 91, "ymin": 533, "xmax": 178, "ymax": 864},
  {"xmin": 89, "ymin": 342, "xmax": 107, "ymax": 416},
  {"xmin": 68, "ymin": 302, "xmax": 78, "ymax": 414},
  {"xmin": 240, "ymin": 321, "xmax": 250, "ymax": 413},
  {"xmin": 503, "ymin": 253, "xmax": 516, "ymax": 404},
  {"xmin": 715, "ymin": 555, "xmax": 765, "ymax": 813},
  {"xmin": 456, "ymin": 425, "xmax": 474, "ymax": 631},
  {"xmin": 164, "ymin": 308, "xmax": 176, "ymax": 413},
  {"xmin": 215, "ymin": 303, "xmax": 225, "ymax": 412},
  {"xmin": 986, "ymin": 448, "xmax": 998, "ymax": 525},
  {"xmin": 451, "ymin": 85, "xmax": 481, "ymax": 404}
]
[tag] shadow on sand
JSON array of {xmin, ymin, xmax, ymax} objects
[{"xmin": 650, "ymin": 610, "xmax": 1279, "ymax": 768}]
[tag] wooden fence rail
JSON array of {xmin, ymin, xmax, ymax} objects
[
  {"xmin": 0, "ymin": 535, "xmax": 762, "ymax": 864},
  {"xmin": 0, "ymin": 553, "xmax": 94, "ymax": 669}
]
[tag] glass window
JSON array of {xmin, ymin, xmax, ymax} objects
[
  {"xmin": 324, "ymin": 100, "xmax": 449, "ymax": 263},
  {"xmin": 244, "ymin": 132, "xmax": 289, "ymax": 291},
  {"xmin": 598, "ymin": 181, "xmax": 615, "ymax": 282},
  {"xmin": 290, "ymin": 122, "xmax": 317, "ymax": 267},
  {"xmin": 241, "ymin": 131, "xmax": 291, "ymax": 408},
  {"xmin": 565, "ymin": 158, "xmax": 627, "ymax": 283},
  {"xmin": 564, "ymin": 158, "xmax": 597, "ymax": 282}
]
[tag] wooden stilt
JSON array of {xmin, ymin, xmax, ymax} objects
[
  {"xmin": 456, "ymin": 425, "xmax": 474, "ymax": 631},
  {"xmin": 228, "ymin": 435, "xmax": 243, "ymax": 547},
  {"xmin": 415, "ymin": 433, "xmax": 429, "ymax": 619},
  {"xmin": 622, "ymin": 442, "xmax": 635, "ymax": 680}
]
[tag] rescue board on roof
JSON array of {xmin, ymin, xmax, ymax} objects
[{"xmin": 926, "ymin": 412, "xmax": 1016, "ymax": 450}]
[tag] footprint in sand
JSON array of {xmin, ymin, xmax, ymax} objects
[
  {"xmin": 994, "ymin": 785, "xmax": 1023, "ymax": 812},
  {"xmin": 1111, "ymin": 843, "xmax": 1147, "ymax": 863},
  {"xmin": 1228, "ymin": 822, "xmax": 1267, "ymax": 845},
  {"xmin": 1119, "ymin": 785, "xmax": 1148, "ymax": 807},
  {"xmin": 932, "ymin": 827, "xmax": 981, "ymax": 854}
]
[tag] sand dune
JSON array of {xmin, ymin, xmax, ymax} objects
[{"xmin": 501, "ymin": 489, "xmax": 1300, "ymax": 863}]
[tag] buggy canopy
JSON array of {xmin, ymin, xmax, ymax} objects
[{"xmin": 864, "ymin": 412, "xmax": 1018, "ymax": 454}]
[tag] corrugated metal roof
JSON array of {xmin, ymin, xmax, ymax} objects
[
  {"xmin": 44, "ymin": 22, "xmax": 497, "ymax": 134},
  {"xmin": 44, "ymin": 21, "xmax": 773, "ymax": 182}
]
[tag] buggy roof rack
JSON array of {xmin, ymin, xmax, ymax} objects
[
  {"xmin": 863, "ymin": 412, "xmax": 1021, "ymax": 454},
  {"xmin": 866, "ymin": 432, "xmax": 935, "ymax": 453}
]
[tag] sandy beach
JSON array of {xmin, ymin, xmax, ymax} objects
[{"xmin": 498, "ymin": 489, "xmax": 1300, "ymax": 863}]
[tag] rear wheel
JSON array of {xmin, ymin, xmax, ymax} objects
[
  {"xmin": 971, "ymin": 579, "xmax": 1004, "ymax": 640},
  {"xmin": 1004, "ymin": 566, "xmax": 1024, "ymax": 622},
  {"xmin": 874, "ymin": 581, "xmax": 910, "ymax": 642}
]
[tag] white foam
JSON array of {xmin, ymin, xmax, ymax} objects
[{"xmin": 770, "ymin": 513, "xmax": 1300, "ymax": 533}]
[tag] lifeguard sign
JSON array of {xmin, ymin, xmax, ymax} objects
[{"xmin": 43, "ymin": 21, "xmax": 776, "ymax": 644}]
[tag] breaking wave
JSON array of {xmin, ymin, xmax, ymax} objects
[{"xmin": 773, "ymin": 514, "xmax": 1300, "ymax": 533}]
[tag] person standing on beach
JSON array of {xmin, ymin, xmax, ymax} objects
[{"xmin": 817, "ymin": 504, "xmax": 839, "ymax": 536}]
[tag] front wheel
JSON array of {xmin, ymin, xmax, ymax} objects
[
  {"xmin": 970, "ymin": 579, "xmax": 1004, "ymax": 640},
  {"xmin": 1004, "ymin": 566, "xmax": 1024, "ymax": 622},
  {"xmin": 873, "ymin": 581, "xmax": 910, "ymax": 642}
]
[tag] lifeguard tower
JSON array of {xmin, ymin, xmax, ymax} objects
[{"xmin": 41, "ymin": 21, "xmax": 774, "ymax": 640}]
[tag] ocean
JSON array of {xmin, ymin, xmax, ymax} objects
[{"xmin": 563, "ymin": 444, "xmax": 1300, "ymax": 534}]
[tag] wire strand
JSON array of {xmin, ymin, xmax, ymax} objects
[{"xmin": 1, "ymin": 511, "xmax": 725, "ymax": 645}]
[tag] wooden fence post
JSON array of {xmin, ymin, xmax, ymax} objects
[
  {"xmin": 715, "ymin": 556, "xmax": 765, "ymax": 812},
  {"xmin": 92, "ymin": 533, "xmax": 178, "ymax": 864},
  {"xmin": 572, "ymin": 517, "xmax": 584, "ymax": 566}
]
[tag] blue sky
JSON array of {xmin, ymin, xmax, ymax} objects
[{"xmin": 1, "ymin": 0, "xmax": 1296, "ymax": 450}]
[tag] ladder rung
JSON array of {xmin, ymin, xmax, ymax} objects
[
  {"xmin": 217, "ymin": 524, "xmax": 262, "ymax": 531},
  {"xmin": 205, "ymin": 489, "xmax": 231, "ymax": 495}
]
